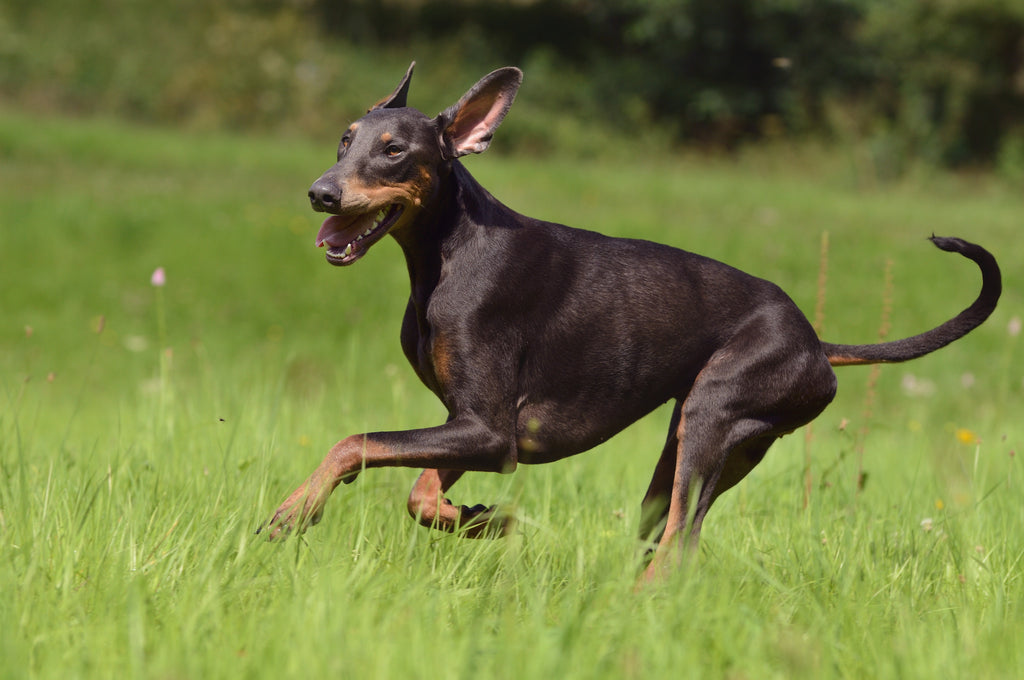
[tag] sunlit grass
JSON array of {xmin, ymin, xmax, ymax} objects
[{"xmin": 1, "ymin": 109, "xmax": 1022, "ymax": 679}]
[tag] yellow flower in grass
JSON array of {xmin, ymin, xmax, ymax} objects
[{"xmin": 955, "ymin": 428, "xmax": 978, "ymax": 445}]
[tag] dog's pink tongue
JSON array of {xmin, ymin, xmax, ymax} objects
[
  {"xmin": 315, "ymin": 216, "xmax": 347, "ymax": 248},
  {"xmin": 315, "ymin": 214, "xmax": 374, "ymax": 248}
]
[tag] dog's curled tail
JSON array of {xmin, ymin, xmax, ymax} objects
[{"xmin": 822, "ymin": 236, "xmax": 1000, "ymax": 367}]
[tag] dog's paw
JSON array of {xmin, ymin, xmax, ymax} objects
[
  {"xmin": 257, "ymin": 480, "xmax": 327, "ymax": 540},
  {"xmin": 458, "ymin": 503, "xmax": 515, "ymax": 539}
]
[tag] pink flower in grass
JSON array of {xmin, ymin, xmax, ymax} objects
[{"xmin": 150, "ymin": 267, "xmax": 166, "ymax": 287}]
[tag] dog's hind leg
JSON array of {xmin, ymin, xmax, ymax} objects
[
  {"xmin": 636, "ymin": 401, "xmax": 772, "ymax": 562},
  {"xmin": 641, "ymin": 326, "xmax": 836, "ymax": 582},
  {"xmin": 407, "ymin": 468, "xmax": 513, "ymax": 538},
  {"xmin": 640, "ymin": 406, "xmax": 778, "ymax": 581},
  {"xmin": 637, "ymin": 402, "xmax": 682, "ymax": 549}
]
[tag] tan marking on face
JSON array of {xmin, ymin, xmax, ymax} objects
[
  {"xmin": 380, "ymin": 132, "xmax": 393, "ymax": 143},
  {"xmin": 412, "ymin": 166, "xmax": 432, "ymax": 207},
  {"xmin": 349, "ymin": 122, "xmax": 359, "ymax": 132},
  {"xmin": 342, "ymin": 163, "xmax": 435, "ymax": 227}
]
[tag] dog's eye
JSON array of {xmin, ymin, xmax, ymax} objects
[{"xmin": 384, "ymin": 144, "xmax": 403, "ymax": 158}]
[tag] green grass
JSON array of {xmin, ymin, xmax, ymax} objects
[{"xmin": 1, "ymin": 108, "xmax": 1022, "ymax": 679}]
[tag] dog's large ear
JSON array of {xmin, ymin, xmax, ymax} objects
[
  {"xmin": 436, "ymin": 67, "xmax": 523, "ymax": 158},
  {"xmin": 369, "ymin": 61, "xmax": 415, "ymax": 111}
]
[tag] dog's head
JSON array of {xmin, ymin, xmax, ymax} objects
[{"xmin": 308, "ymin": 62, "xmax": 523, "ymax": 266}]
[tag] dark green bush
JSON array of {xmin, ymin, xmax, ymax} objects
[{"xmin": 860, "ymin": 0, "xmax": 1024, "ymax": 167}]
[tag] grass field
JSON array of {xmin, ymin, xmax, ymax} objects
[{"xmin": 1, "ymin": 107, "xmax": 1022, "ymax": 679}]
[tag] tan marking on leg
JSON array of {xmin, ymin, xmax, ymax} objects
[
  {"xmin": 407, "ymin": 468, "xmax": 512, "ymax": 538},
  {"xmin": 263, "ymin": 434, "xmax": 391, "ymax": 538},
  {"xmin": 265, "ymin": 431, "xmax": 514, "ymax": 540},
  {"xmin": 641, "ymin": 412, "xmax": 695, "ymax": 582},
  {"xmin": 408, "ymin": 468, "xmax": 463, "ymax": 529}
]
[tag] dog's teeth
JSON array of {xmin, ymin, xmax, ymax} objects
[
  {"xmin": 363, "ymin": 227, "xmax": 373, "ymax": 236},
  {"xmin": 344, "ymin": 244, "xmax": 353, "ymax": 256}
]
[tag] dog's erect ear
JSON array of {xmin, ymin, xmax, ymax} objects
[
  {"xmin": 369, "ymin": 61, "xmax": 416, "ymax": 111},
  {"xmin": 436, "ymin": 67, "xmax": 523, "ymax": 158}
]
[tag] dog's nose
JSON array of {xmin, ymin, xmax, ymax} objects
[{"xmin": 308, "ymin": 178, "xmax": 341, "ymax": 212}]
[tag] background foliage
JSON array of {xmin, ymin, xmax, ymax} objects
[{"xmin": 3, "ymin": 0, "xmax": 1024, "ymax": 170}]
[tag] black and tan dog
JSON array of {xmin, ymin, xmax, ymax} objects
[{"xmin": 262, "ymin": 63, "xmax": 1000, "ymax": 577}]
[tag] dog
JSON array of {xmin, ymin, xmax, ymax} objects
[{"xmin": 261, "ymin": 63, "xmax": 1000, "ymax": 578}]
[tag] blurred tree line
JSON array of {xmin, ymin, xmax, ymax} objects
[
  {"xmin": 3, "ymin": 0, "xmax": 1023, "ymax": 172},
  {"xmin": 322, "ymin": 0, "xmax": 1024, "ymax": 170}
]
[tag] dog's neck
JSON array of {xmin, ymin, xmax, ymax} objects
[{"xmin": 393, "ymin": 161, "xmax": 516, "ymax": 310}]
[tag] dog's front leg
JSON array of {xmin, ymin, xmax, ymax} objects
[
  {"xmin": 407, "ymin": 468, "xmax": 513, "ymax": 537},
  {"xmin": 261, "ymin": 416, "xmax": 514, "ymax": 539},
  {"xmin": 259, "ymin": 435, "xmax": 367, "ymax": 539}
]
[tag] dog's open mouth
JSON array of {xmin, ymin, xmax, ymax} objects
[{"xmin": 315, "ymin": 204, "xmax": 404, "ymax": 266}]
